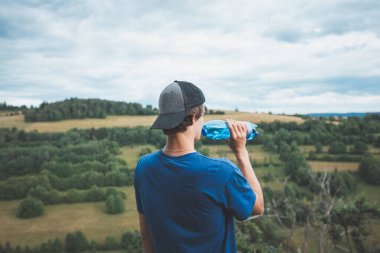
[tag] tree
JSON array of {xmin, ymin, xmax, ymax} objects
[
  {"xmin": 105, "ymin": 194, "xmax": 125, "ymax": 214},
  {"xmin": 331, "ymin": 197, "xmax": 380, "ymax": 253},
  {"xmin": 65, "ymin": 231, "xmax": 90, "ymax": 252},
  {"xmin": 315, "ymin": 143, "xmax": 323, "ymax": 154},
  {"xmin": 351, "ymin": 140, "xmax": 368, "ymax": 154},
  {"xmin": 17, "ymin": 196, "xmax": 44, "ymax": 218},
  {"xmin": 122, "ymin": 231, "xmax": 142, "ymax": 253},
  {"xmin": 328, "ymin": 141, "xmax": 346, "ymax": 154},
  {"xmin": 359, "ymin": 155, "xmax": 380, "ymax": 185},
  {"xmin": 104, "ymin": 236, "xmax": 120, "ymax": 250}
]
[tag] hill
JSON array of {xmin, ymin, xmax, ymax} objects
[{"xmin": 0, "ymin": 111, "xmax": 304, "ymax": 133}]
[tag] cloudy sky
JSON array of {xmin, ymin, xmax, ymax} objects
[{"xmin": 1, "ymin": 0, "xmax": 379, "ymax": 114}]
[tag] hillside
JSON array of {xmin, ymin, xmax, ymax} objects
[
  {"xmin": 0, "ymin": 111, "xmax": 304, "ymax": 133},
  {"xmin": 1, "ymin": 108, "xmax": 380, "ymax": 252}
]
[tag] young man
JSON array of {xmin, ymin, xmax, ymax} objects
[{"xmin": 134, "ymin": 80, "xmax": 264, "ymax": 253}]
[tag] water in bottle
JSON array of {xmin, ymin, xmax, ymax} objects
[{"xmin": 201, "ymin": 120, "xmax": 258, "ymax": 140}]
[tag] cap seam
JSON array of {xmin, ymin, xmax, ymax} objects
[{"xmin": 176, "ymin": 81, "xmax": 187, "ymax": 110}]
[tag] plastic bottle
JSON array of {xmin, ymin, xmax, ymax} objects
[{"xmin": 201, "ymin": 120, "xmax": 258, "ymax": 140}]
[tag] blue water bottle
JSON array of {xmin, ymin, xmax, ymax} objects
[{"xmin": 201, "ymin": 120, "xmax": 258, "ymax": 140}]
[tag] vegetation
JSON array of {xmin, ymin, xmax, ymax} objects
[
  {"xmin": 1, "ymin": 101, "xmax": 380, "ymax": 252},
  {"xmin": 17, "ymin": 196, "xmax": 44, "ymax": 218},
  {"xmin": 23, "ymin": 98, "xmax": 158, "ymax": 122}
]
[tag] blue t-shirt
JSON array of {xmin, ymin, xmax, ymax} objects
[{"xmin": 134, "ymin": 150, "xmax": 256, "ymax": 253}]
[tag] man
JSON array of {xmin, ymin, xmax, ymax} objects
[{"xmin": 134, "ymin": 80, "xmax": 264, "ymax": 253}]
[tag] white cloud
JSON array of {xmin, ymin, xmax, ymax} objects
[{"xmin": 0, "ymin": 0, "xmax": 379, "ymax": 114}]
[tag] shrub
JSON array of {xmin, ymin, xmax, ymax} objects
[
  {"xmin": 17, "ymin": 196, "xmax": 44, "ymax": 218},
  {"xmin": 105, "ymin": 194, "xmax": 125, "ymax": 214},
  {"xmin": 359, "ymin": 155, "xmax": 380, "ymax": 185},
  {"xmin": 65, "ymin": 231, "xmax": 90, "ymax": 252}
]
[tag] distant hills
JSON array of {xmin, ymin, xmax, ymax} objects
[{"xmin": 305, "ymin": 112, "xmax": 380, "ymax": 118}]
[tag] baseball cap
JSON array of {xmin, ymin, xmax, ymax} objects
[{"xmin": 151, "ymin": 80, "xmax": 205, "ymax": 129}]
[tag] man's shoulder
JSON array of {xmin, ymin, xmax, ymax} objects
[
  {"xmin": 135, "ymin": 150, "xmax": 160, "ymax": 171},
  {"xmin": 197, "ymin": 153, "xmax": 239, "ymax": 176}
]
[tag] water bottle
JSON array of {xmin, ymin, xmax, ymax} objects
[{"xmin": 201, "ymin": 120, "xmax": 258, "ymax": 140}]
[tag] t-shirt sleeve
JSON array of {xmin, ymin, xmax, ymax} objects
[
  {"xmin": 134, "ymin": 162, "xmax": 144, "ymax": 214},
  {"xmin": 223, "ymin": 166, "xmax": 256, "ymax": 221}
]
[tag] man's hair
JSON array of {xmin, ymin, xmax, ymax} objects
[{"xmin": 162, "ymin": 105, "xmax": 204, "ymax": 135}]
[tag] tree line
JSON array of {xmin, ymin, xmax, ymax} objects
[
  {"xmin": 0, "ymin": 230, "xmax": 142, "ymax": 253},
  {"xmin": 23, "ymin": 98, "xmax": 158, "ymax": 122}
]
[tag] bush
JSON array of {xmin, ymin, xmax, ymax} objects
[
  {"xmin": 329, "ymin": 171, "xmax": 357, "ymax": 196},
  {"xmin": 63, "ymin": 189, "xmax": 84, "ymax": 203},
  {"xmin": 104, "ymin": 236, "xmax": 120, "ymax": 250},
  {"xmin": 359, "ymin": 155, "xmax": 380, "ymax": 185},
  {"xmin": 105, "ymin": 194, "xmax": 125, "ymax": 214},
  {"xmin": 351, "ymin": 141, "xmax": 368, "ymax": 154},
  {"xmin": 84, "ymin": 185, "xmax": 105, "ymax": 202},
  {"xmin": 65, "ymin": 231, "xmax": 90, "ymax": 252},
  {"xmin": 121, "ymin": 231, "xmax": 142, "ymax": 253},
  {"xmin": 328, "ymin": 141, "xmax": 346, "ymax": 154},
  {"xmin": 28, "ymin": 185, "xmax": 61, "ymax": 204},
  {"xmin": 17, "ymin": 196, "xmax": 44, "ymax": 218}
]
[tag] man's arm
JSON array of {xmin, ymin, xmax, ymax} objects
[
  {"xmin": 226, "ymin": 119, "xmax": 265, "ymax": 215},
  {"xmin": 139, "ymin": 213, "xmax": 154, "ymax": 253}
]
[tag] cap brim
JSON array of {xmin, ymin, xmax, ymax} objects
[{"xmin": 150, "ymin": 110, "xmax": 188, "ymax": 129}]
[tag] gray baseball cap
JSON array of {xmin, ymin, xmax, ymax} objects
[{"xmin": 151, "ymin": 80, "xmax": 205, "ymax": 129}]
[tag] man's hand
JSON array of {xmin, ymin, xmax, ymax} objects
[
  {"xmin": 225, "ymin": 118, "xmax": 265, "ymax": 216},
  {"xmin": 226, "ymin": 119, "xmax": 248, "ymax": 154}
]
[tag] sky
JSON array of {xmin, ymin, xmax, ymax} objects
[{"xmin": 0, "ymin": 0, "xmax": 379, "ymax": 114}]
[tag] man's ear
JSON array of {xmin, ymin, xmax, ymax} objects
[{"xmin": 191, "ymin": 114, "xmax": 197, "ymax": 124}]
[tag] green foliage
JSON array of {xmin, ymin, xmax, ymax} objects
[
  {"xmin": 328, "ymin": 170, "xmax": 357, "ymax": 196},
  {"xmin": 85, "ymin": 185, "xmax": 106, "ymax": 202},
  {"xmin": 236, "ymin": 218, "xmax": 289, "ymax": 253},
  {"xmin": 139, "ymin": 147, "xmax": 152, "ymax": 156},
  {"xmin": 351, "ymin": 140, "xmax": 368, "ymax": 154},
  {"xmin": 64, "ymin": 231, "xmax": 90, "ymax": 252},
  {"xmin": 24, "ymin": 98, "xmax": 158, "ymax": 122},
  {"xmin": 121, "ymin": 231, "xmax": 143, "ymax": 253},
  {"xmin": 64, "ymin": 189, "xmax": 84, "ymax": 203},
  {"xmin": 359, "ymin": 155, "xmax": 380, "ymax": 185},
  {"xmin": 331, "ymin": 197, "xmax": 380, "ymax": 252},
  {"xmin": 315, "ymin": 142, "xmax": 323, "ymax": 153},
  {"xmin": 284, "ymin": 152, "xmax": 313, "ymax": 186},
  {"xmin": 28, "ymin": 185, "xmax": 60, "ymax": 204},
  {"xmin": 308, "ymin": 153, "xmax": 361, "ymax": 162},
  {"xmin": 39, "ymin": 238, "xmax": 62, "ymax": 252},
  {"xmin": 105, "ymin": 193, "xmax": 125, "ymax": 214},
  {"xmin": 328, "ymin": 141, "xmax": 347, "ymax": 154},
  {"xmin": 17, "ymin": 196, "xmax": 44, "ymax": 218},
  {"xmin": 104, "ymin": 236, "xmax": 120, "ymax": 250}
]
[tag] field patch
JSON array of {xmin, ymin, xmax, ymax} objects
[
  {"xmin": 118, "ymin": 145, "xmax": 159, "ymax": 169},
  {"xmin": 204, "ymin": 145, "xmax": 277, "ymax": 165},
  {"xmin": 0, "ymin": 186, "xmax": 139, "ymax": 248},
  {"xmin": 308, "ymin": 161, "xmax": 359, "ymax": 172}
]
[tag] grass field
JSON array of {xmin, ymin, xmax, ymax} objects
[
  {"xmin": 308, "ymin": 161, "xmax": 359, "ymax": 172},
  {"xmin": 0, "ymin": 111, "xmax": 304, "ymax": 132},
  {"xmin": 0, "ymin": 186, "xmax": 139, "ymax": 248}
]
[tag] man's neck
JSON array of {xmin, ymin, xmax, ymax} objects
[{"xmin": 163, "ymin": 133, "xmax": 195, "ymax": 156}]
